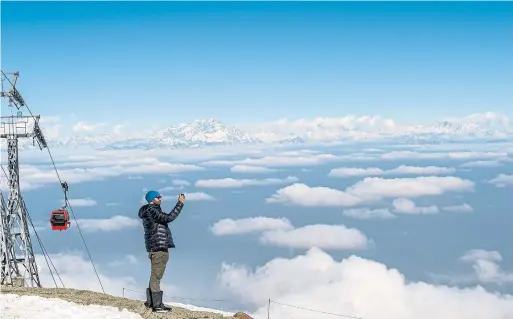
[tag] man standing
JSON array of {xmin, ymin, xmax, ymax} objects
[{"xmin": 138, "ymin": 190, "xmax": 185, "ymax": 312}]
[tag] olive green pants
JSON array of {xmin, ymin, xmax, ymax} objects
[{"xmin": 148, "ymin": 251, "xmax": 169, "ymax": 293}]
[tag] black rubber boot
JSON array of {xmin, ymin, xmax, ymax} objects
[
  {"xmin": 144, "ymin": 288, "xmax": 152, "ymax": 308},
  {"xmin": 151, "ymin": 291, "xmax": 172, "ymax": 313},
  {"xmin": 160, "ymin": 291, "xmax": 172, "ymax": 312}
]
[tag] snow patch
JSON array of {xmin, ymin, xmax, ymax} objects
[{"xmin": 0, "ymin": 293, "xmax": 143, "ymax": 319}]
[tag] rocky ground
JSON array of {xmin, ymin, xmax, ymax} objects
[{"xmin": 0, "ymin": 285, "xmax": 253, "ymax": 319}]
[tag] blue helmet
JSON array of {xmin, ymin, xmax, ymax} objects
[{"xmin": 145, "ymin": 190, "xmax": 161, "ymax": 203}]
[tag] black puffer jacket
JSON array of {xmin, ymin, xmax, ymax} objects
[{"xmin": 138, "ymin": 202, "xmax": 184, "ymax": 252}]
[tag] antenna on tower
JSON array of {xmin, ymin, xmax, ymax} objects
[{"xmin": 0, "ymin": 71, "xmax": 43, "ymax": 287}]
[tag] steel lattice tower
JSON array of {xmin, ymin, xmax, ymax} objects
[{"xmin": 1, "ymin": 71, "xmax": 47, "ymax": 287}]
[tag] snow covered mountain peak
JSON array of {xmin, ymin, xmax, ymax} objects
[
  {"xmin": 155, "ymin": 118, "xmax": 259, "ymax": 144},
  {"xmin": 446, "ymin": 112, "xmax": 513, "ymax": 133},
  {"xmin": 9, "ymin": 112, "xmax": 513, "ymax": 150}
]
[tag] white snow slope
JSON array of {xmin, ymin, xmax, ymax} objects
[
  {"xmin": 0, "ymin": 293, "xmax": 143, "ymax": 319},
  {"xmin": 0, "ymin": 293, "xmax": 233, "ymax": 319}
]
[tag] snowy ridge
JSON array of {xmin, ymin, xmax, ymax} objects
[
  {"xmin": 1, "ymin": 293, "xmax": 143, "ymax": 319},
  {"xmin": 9, "ymin": 112, "xmax": 513, "ymax": 150},
  {"xmin": 101, "ymin": 119, "xmax": 259, "ymax": 150},
  {"xmin": 0, "ymin": 293, "xmax": 235, "ymax": 319},
  {"xmin": 0, "ymin": 286, "xmax": 244, "ymax": 319}
]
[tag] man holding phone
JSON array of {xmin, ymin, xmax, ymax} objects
[{"xmin": 138, "ymin": 191, "xmax": 185, "ymax": 312}]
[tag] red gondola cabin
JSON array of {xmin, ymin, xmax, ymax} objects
[{"xmin": 50, "ymin": 209, "xmax": 70, "ymax": 231}]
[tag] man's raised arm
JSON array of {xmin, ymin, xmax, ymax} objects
[
  {"xmin": 148, "ymin": 194, "xmax": 185, "ymax": 224},
  {"xmin": 167, "ymin": 200, "xmax": 184, "ymax": 223},
  {"xmin": 147, "ymin": 205, "xmax": 176, "ymax": 224}
]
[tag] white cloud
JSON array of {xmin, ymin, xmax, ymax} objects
[
  {"xmin": 342, "ymin": 203, "xmax": 472, "ymax": 219},
  {"xmin": 158, "ymin": 186, "xmax": 178, "ymax": 193},
  {"xmin": 392, "ymin": 198, "xmax": 439, "ymax": 214},
  {"xmin": 460, "ymin": 160, "xmax": 503, "ymax": 168},
  {"xmin": 107, "ymin": 254, "xmax": 139, "ymax": 267},
  {"xmin": 489, "ymin": 174, "xmax": 513, "ymax": 187},
  {"xmin": 243, "ymin": 115, "xmax": 399, "ymax": 142},
  {"xmin": 75, "ymin": 215, "xmax": 140, "ymax": 232},
  {"xmin": 0, "ymin": 159, "xmax": 205, "ymax": 191},
  {"xmin": 172, "ymin": 179, "xmax": 191, "ymax": 186},
  {"xmin": 203, "ymin": 153, "xmax": 339, "ymax": 168},
  {"xmin": 380, "ymin": 151, "xmax": 508, "ymax": 161},
  {"xmin": 342, "ymin": 208, "xmax": 396, "ymax": 220},
  {"xmin": 442, "ymin": 203, "xmax": 473, "ymax": 213},
  {"xmin": 66, "ymin": 198, "xmax": 97, "ymax": 207},
  {"xmin": 461, "ymin": 249, "xmax": 513, "ymax": 284},
  {"xmin": 268, "ymin": 176, "xmax": 473, "ymax": 207},
  {"xmin": 6, "ymin": 113, "xmax": 513, "ymax": 155},
  {"xmin": 329, "ymin": 165, "xmax": 455, "ymax": 178},
  {"xmin": 218, "ymin": 248, "xmax": 513, "ymax": 319},
  {"xmin": 211, "ymin": 218, "xmax": 370, "ymax": 251},
  {"xmin": 230, "ymin": 165, "xmax": 278, "ymax": 173},
  {"xmin": 72, "ymin": 121, "xmax": 107, "ymax": 133},
  {"xmin": 112, "ymin": 122, "xmax": 129, "ymax": 135},
  {"xmin": 211, "ymin": 217, "xmax": 293, "ymax": 236},
  {"xmin": 184, "ymin": 192, "xmax": 216, "ymax": 201},
  {"xmin": 266, "ymin": 183, "xmax": 362, "ymax": 207},
  {"xmin": 196, "ymin": 176, "xmax": 298, "ymax": 188},
  {"xmin": 157, "ymin": 181, "xmax": 190, "ymax": 193},
  {"xmin": 388, "ymin": 165, "xmax": 456, "ymax": 175},
  {"xmin": 260, "ymin": 224, "xmax": 370, "ymax": 250},
  {"xmin": 244, "ymin": 113, "xmax": 513, "ymax": 143},
  {"xmin": 346, "ymin": 176, "xmax": 474, "ymax": 200},
  {"xmin": 21, "ymin": 112, "xmax": 513, "ymax": 151},
  {"xmin": 329, "ymin": 167, "xmax": 385, "ymax": 177},
  {"xmin": 35, "ymin": 252, "xmax": 138, "ymax": 296}
]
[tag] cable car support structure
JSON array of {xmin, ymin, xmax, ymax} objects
[{"xmin": 0, "ymin": 70, "xmax": 104, "ymax": 292}]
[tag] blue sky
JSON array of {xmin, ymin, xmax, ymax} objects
[
  {"xmin": 2, "ymin": 2, "xmax": 513, "ymax": 318},
  {"xmin": 2, "ymin": 1, "xmax": 513, "ymax": 127}
]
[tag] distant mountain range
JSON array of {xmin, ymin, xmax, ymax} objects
[{"xmin": 10, "ymin": 113, "xmax": 513, "ymax": 150}]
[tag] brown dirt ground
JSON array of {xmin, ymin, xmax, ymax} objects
[{"xmin": 0, "ymin": 285, "xmax": 250, "ymax": 319}]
